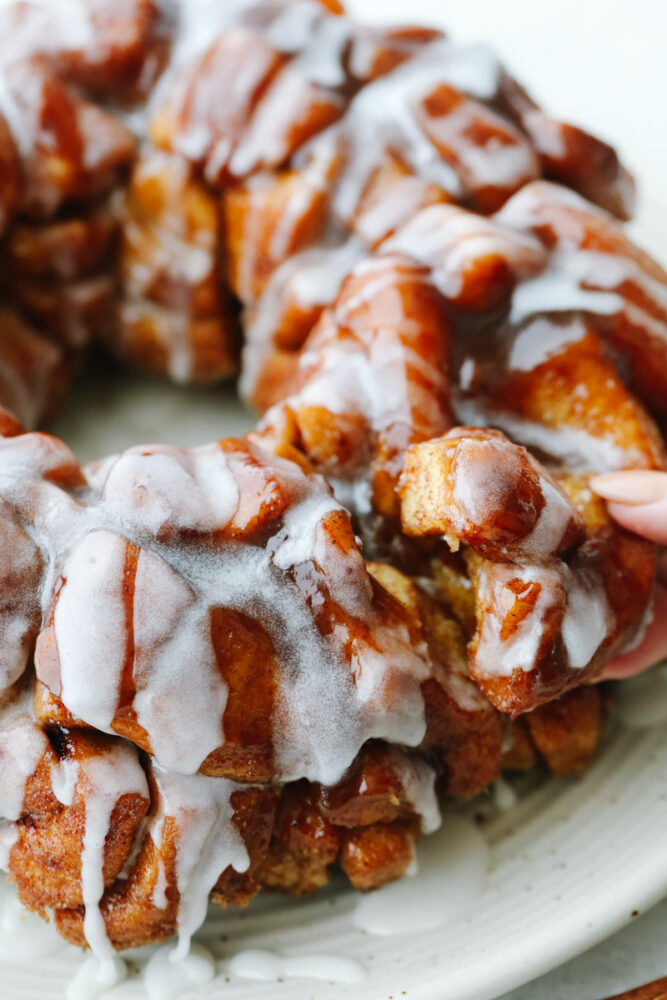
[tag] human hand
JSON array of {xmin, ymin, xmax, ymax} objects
[{"xmin": 591, "ymin": 471, "xmax": 667, "ymax": 680}]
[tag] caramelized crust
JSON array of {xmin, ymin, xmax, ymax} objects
[
  {"xmin": 340, "ymin": 820, "xmax": 419, "ymax": 892},
  {"xmin": 114, "ymin": 151, "xmax": 238, "ymax": 381},
  {"xmin": 0, "ymin": 0, "xmax": 171, "ymax": 104},
  {"xmin": 11, "ymin": 731, "xmax": 150, "ymax": 913},
  {"xmin": 526, "ymin": 686, "xmax": 603, "ymax": 777}
]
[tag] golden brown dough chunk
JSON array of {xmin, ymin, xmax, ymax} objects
[
  {"xmin": 224, "ymin": 167, "xmax": 331, "ymax": 304},
  {"xmin": 340, "ymin": 820, "xmax": 419, "ymax": 892},
  {"xmin": 0, "ymin": 0, "xmax": 663, "ymax": 963},
  {"xmin": 352, "ymin": 151, "xmax": 452, "ymax": 248},
  {"xmin": 416, "ymin": 83, "xmax": 539, "ymax": 213},
  {"xmin": 458, "ymin": 319, "xmax": 667, "ymax": 474},
  {"xmin": 496, "ymin": 181, "xmax": 667, "ymax": 417},
  {"xmin": 3, "ymin": 59, "xmax": 136, "ymax": 221},
  {"xmin": 259, "ymin": 782, "xmax": 340, "ymax": 897},
  {"xmin": 0, "ymin": 114, "xmax": 19, "ymax": 236},
  {"xmin": 400, "ymin": 427, "xmax": 584, "ymax": 561},
  {"xmin": 526, "ymin": 686, "xmax": 602, "ymax": 777},
  {"xmin": 10, "ymin": 730, "xmax": 149, "ymax": 914},
  {"xmin": 262, "ymin": 253, "xmax": 453, "ymax": 519},
  {"xmin": 0, "ymin": 309, "xmax": 67, "ymax": 428},
  {"xmin": 367, "ymin": 561, "xmax": 503, "ymax": 798},
  {"xmin": 54, "ymin": 778, "xmax": 277, "ymax": 951},
  {"xmin": 6, "ymin": 209, "xmax": 117, "ymax": 281},
  {"xmin": 463, "ymin": 499, "xmax": 655, "ymax": 715},
  {"xmin": 115, "ymin": 150, "xmax": 238, "ymax": 381},
  {"xmin": 0, "ymin": 0, "xmax": 173, "ymax": 104},
  {"xmin": 495, "ymin": 75, "xmax": 635, "ymax": 218}
]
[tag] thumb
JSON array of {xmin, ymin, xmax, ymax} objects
[
  {"xmin": 590, "ymin": 471, "xmax": 667, "ymax": 545},
  {"xmin": 601, "ymin": 583, "xmax": 667, "ymax": 679}
]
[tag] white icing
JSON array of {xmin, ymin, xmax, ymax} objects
[
  {"xmin": 492, "ymin": 778, "xmax": 518, "ymax": 812},
  {"xmin": 0, "ymin": 0, "xmax": 94, "ymax": 69},
  {"xmin": 520, "ymin": 477, "xmax": 576, "ymax": 561},
  {"xmin": 275, "ymin": 255, "xmax": 450, "ymax": 485},
  {"xmin": 132, "ymin": 546, "xmax": 227, "ymax": 775},
  {"xmin": 455, "ymin": 396, "xmax": 641, "ymax": 473},
  {"xmin": 473, "ymin": 555, "xmax": 613, "ymax": 679},
  {"xmin": 511, "ymin": 252, "xmax": 624, "ymax": 324},
  {"xmin": 290, "ymin": 37, "xmax": 524, "ymax": 235},
  {"xmin": 144, "ymin": 942, "xmax": 216, "ymax": 1000},
  {"xmin": 51, "ymin": 756, "xmax": 79, "ymax": 807},
  {"xmin": 498, "ymin": 182, "xmax": 667, "ymax": 335},
  {"xmin": 392, "ymin": 753, "xmax": 441, "ymax": 834},
  {"xmin": 151, "ymin": 851, "xmax": 169, "ymax": 911},
  {"xmin": 561, "ymin": 564, "xmax": 613, "ymax": 670},
  {"xmin": 0, "ymin": 873, "xmax": 65, "ymax": 960},
  {"xmin": 0, "ymin": 687, "xmax": 48, "ymax": 846},
  {"xmin": 472, "ymin": 561, "xmax": 564, "ymax": 678},
  {"xmin": 449, "ymin": 435, "xmax": 576, "ymax": 560},
  {"xmin": 55, "ymin": 530, "xmax": 131, "ymax": 735},
  {"xmin": 354, "ymin": 815, "xmax": 487, "ymax": 935},
  {"xmin": 149, "ymin": 767, "xmax": 249, "ymax": 959},
  {"xmin": 263, "ymin": 2, "xmax": 350, "ymax": 88},
  {"xmin": 384, "ymin": 203, "xmax": 545, "ymax": 300},
  {"xmin": 227, "ymin": 948, "xmax": 367, "ymax": 986},
  {"xmin": 508, "ymin": 315, "xmax": 589, "ymax": 372},
  {"xmin": 228, "ymin": 63, "xmax": 343, "ymax": 178},
  {"xmin": 240, "ymin": 236, "xmax": 366, "ymax": 403},
  {"xmin": 78, "ymin": 744, "xmax": 149, "ymax": 966},
  {"xmin": 66, "ymin": 954, "xmax": 127, "ymax": 1000}
]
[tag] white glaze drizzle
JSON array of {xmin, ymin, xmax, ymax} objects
[
  {"xmin": 383, "ymin": 202, "xmax": 545, "ymax": 300},
  {"xmin": 497, "ymin": 181, "xmax": 667, "ymax": 328},
  {"xmin": 227, "ymin": 948, "xmax": 367, "ymax": 986},
  {"xmin": 66, "ymin": 954, "xmax": 127, "ymax": 1000},
  {"xmin": 239, "ymin": 237, "xmax": 365, "ymax": 403},
  {"xmin": 0, "ymin": 687, "xmax": 47, "ymax": 868},
  {"xmin": 144, "ymin": 942, "xmax": 216, "ymax": 1000},
  {"xmin": 77, "ymin": 745, "xmax": 149, "ymax": 968},
  {"xmin": 268, "ymin": 252, "xmax": 451, "ymax": 482},
  {"xmin": 472, "ymin": 562, "xmax": 563, "ymax": 678},
  {"xmin": 455, "ymin": 395, "xmax": 644, "ymax": 474},
  {"xmin": 449, "ymin": 435, "xmax": 576, "ymax": 561},
  {"xmin": 0, "ymin": 436, "xmax": 428, "ymax": 784},
  {"xmin": 149, "ymin": 767, "xmax": 249, "ymax": 959},
  {"xmin": 390, "ymin": 751, "xmax": 441, "ymax": 834},
  {"xmin": 472, "ymin": 558, "xmax": 613, "ymax": 678},
  {"xmin": 353, "ymin": 814, "xmax": 487, "ymax": 936}
]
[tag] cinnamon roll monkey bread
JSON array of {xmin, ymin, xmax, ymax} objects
[{"xmin": 0, "ymin": 0, "xmax": 665, "ymax": 961}]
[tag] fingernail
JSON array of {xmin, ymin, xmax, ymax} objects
[{"xmin": 590, "ymin": 471, "xmax": 667, "ymax": 505}]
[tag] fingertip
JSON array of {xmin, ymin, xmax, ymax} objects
[
  {"xmin": 606, "ymin": 498, "xmax": 667, "ymax": 545},
  {"xmin": 590, "ymin": 470, "xmax": 667, "ymax": 505},
  {"xmin": 601, "ymin": 585, "xmax": 667, "ymax": 680}
]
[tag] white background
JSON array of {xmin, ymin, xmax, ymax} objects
[{"xmin": 347, "ymin": 2, "xmax": 667, "ymax": 996}]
